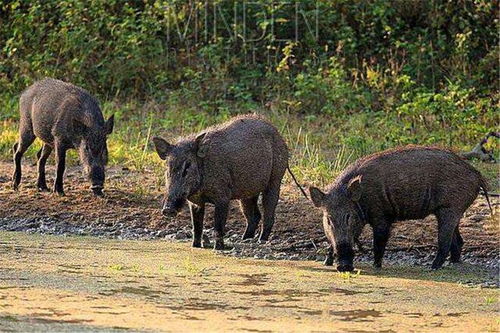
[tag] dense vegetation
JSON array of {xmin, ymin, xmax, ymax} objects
[{"xmin": 0, "ymin": 0, "xmax": 498, "ymax": 185}]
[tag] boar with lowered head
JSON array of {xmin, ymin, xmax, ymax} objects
[
  {"xmin": 153, "ymin": 115, "xmax": 288, "ymax": 250},
  {"xmin": 309, "ymin": 146, "xmax": 490, "ymax": 271},
  {"xmin": 12, "ymin": 78, "xmax": 114, "ymax": 196}
]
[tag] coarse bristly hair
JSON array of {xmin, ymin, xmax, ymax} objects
[{"xmin": 311, "ymin": 144, "xmax": 489, "ymax": 271}]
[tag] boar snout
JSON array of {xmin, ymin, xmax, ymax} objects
[
  {"xmin": 337, "ymin": 264, "xmax": 354, "ymax": 272},
  {"xmin": 162, "ymin": 198, "xmax": 186, "ymax": 217},
  {"xmin": 337, "ymin": 260, "xmax": 354, "ymax": 272},
  {"xmin": 88, "ymin": 166, "xmax": 105, "ymax": 196},
  {"xmin": 162, "ymin": 207, "xmax": 178, "ymax": 217},
  {"xmin": 336, "ymin": 243, "xmax": 354, "ymax": 272},
  {"xmin": 91, "ymin": 185, "xmax": 104, "ymax": 196}
]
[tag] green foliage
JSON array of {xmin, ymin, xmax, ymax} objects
[
  {"xmin": 293, "ymin": 57, "xmax": 361, "ymax": 114},
  {"xmin": 0, "ymin": 0, "xmax": 498, "ymax": 187},
  {"xmin": 1, "ymin": 0, "xmax": 497, "ymax": 98}
]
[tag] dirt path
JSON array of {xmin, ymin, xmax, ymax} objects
[{"xmin": 0, "ymin": 231, "xmax": 498, "ymax": 332}]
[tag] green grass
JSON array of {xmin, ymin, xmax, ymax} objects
[
  {"xmin": 484, "ymin": 296, "xmax": 497, "ymax": 305},
  {"xmin": 108, "ymin": 264, "xmax": 125, "ymax": 271},
  {"xmin": 1, "ymin": 95, "xmax": 498, "ymax": 190}
]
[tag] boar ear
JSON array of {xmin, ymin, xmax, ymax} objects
[
  {"xmin": 73, "ymin": 118, "xmax": 87, "ymax": 136},
  {"xmin": 105, "ymin": 114, "xmax": 114, "ymax": 135},
  {"xmin": 347, "ymin": 175, "xmax": 363, "ymax": 202},
  {"xmin": 309, "ymin": 186, "xmax": 325, "ymax": 207},
  {"xmin": 152, "ymin": 137, "xmax": 173, "ymax": 160},
  {"xmin": 195, "ymin": 132, "xmax": 209, "ymax": 158}
]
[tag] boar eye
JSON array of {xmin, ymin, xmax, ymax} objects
[{"xmin": 182, "ymin": 161, "xmax": 191, "ymax": 177}]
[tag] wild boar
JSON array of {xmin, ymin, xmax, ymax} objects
[
  {"xmin": 153, "ymin": 114, "xmax": 305, "ymax": 250},
  {"xmin": 12, "ymin": 78, "xmax": 114, "ymax": 196},
  {"xmin": 309, "ymin": 145, "xmax": 490, "ymax": 271}
]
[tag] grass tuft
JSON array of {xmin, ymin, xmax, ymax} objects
[{"xmin": 1, "ymin": 95, "xmax": 498, "ymax": 192}]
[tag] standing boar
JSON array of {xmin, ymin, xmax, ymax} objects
[
  {"xmin": 153, "ymin": 115, "xmax": 301, "ymax": 250},
  {"xmin": 12, "ymin": 78, "xmax": 114, "ymax": 196},
  {"xmin": 309, "ymin": 146, "xmax": 490, "ymax": 271}
]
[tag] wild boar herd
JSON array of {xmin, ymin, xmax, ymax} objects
[{"xmin": 11, "ymin": 78, "xmax": 491, "ymax": 272}]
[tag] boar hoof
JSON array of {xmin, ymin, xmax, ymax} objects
[
  {"xmin": 242, "ymin": 232, "xmax": 255, "ymax": 240},
  {"xmin": 53, "ymin": 189, "xmax": 65, "ymax": 196},
  {"xmin": 37, "ymin": 185, "xmax": 50, "ymax": 192},
  {"xmin": 431, "ymin": 263, "xmax": 443, "ymax": 270},
  {"xmin": 431, "ymin": 257, "xmax": 446, "ymax": 270},
  {"xmin": 257, "ymin": 236, "xmax": 269, "ymax": 244},
  {"xmin": 214, "ymin": 240, "xmax": 225, "ymax": 251},
  {"xmin": 323, "ymin": 257, "xmax": 334, "ymax": 266},
  {"xmin": 202, "ymin": 235, "xmax": 211, "ymax": 248},
  {"xmin": 192, "ymin": 240, "xmax": 202, "ymax": 248},
  {"xmin": 449, "ymin": 254, "xmax": 461, "ymax": 264}
]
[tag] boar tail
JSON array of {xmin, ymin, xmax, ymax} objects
[
  {"xmin": 479, "ymin": 178, "xmax": 493, "ymax": 216},
  {"xmin": 287, "ymin": 166, "xmax": 309, "ymax": 200},
  {"xmin": 482, "ymin": 188, "xmax": 493, "ymax": 216}
]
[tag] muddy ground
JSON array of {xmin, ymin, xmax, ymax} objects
[
  {"xmin": 0, "ymin": 232, "xmax": 498, "ymax": 332},
  {"xmin": 0, "ymin": 161, "xmax": 499, "ymax": 285}
]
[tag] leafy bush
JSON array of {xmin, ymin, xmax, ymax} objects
[{"xmin": 0, "ymin": 0, "xmax": 498, "ymax": 173}]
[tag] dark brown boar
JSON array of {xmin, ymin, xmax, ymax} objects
[
  {"xmin": 309, "ymin": 145, "xmax": 489, "ymax": 271},
  {"xmin": 12, "ymin": 78, "xmax": 114, "ymax": 196},
  {"xmin": 152, "ymin": 115, "xmax": 288, "ymax": 250}
]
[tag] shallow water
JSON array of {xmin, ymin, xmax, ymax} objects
[{"xmin": 0, "ymin": 231, "xmax": 497, "ymax": 332}]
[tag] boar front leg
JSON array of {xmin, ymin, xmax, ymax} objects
[
  {"xmin": 324, "ymin": 245, "xmax": 334, "ymax": 266},
  {"xmin": 36, "ymin": 144, "xmax": 53, "ymax": 191},
  {"xmin": 53, "ymin": 141, "xmax": 68, "ymax": 195},
  {"xmin": 213, "ymin": 201, "xmax": 229, "ymax": 250},
  {"xmin": 372, "ymin": 220, "xmax": 391, "ymax": 268},
  {"xmin": 189, "ymin": 202, "xmax": 205, "ymax": 248},
  {"xmin": 12, "ymin": 130, "xmax": 35, "ymax": 190}
]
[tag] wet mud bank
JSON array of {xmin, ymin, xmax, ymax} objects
[
  {"xmin": 1, "ymin": 162, "xmax": 498, "ymax": 287},
  {"xmin": 0, "ymin": 214, "xmax": 498, "ymax": 287}
]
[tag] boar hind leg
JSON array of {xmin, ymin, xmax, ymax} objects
[
  {"xmin": 259, "ymin": 182, "xmax": 280, "ymax": 243},
  {"xmin": 12, "ymin": 130, "xmax": 36, "ymax": 190},
  {"xmin": 432, "ymin": 209, "xmax": 461, "ymax": 269},
  {"xmin": 36, "ymin": 144, "xmax": 53, "ymax": 191},
  {"xmin": 449, "ymin": 226, "xmax": 464, "ymax": 263},
  {"xmin": 213, "ymin": 202, "xmax": 229, "ymax": 250},
  {"xmin": 241, "ymin": 196, "xmax": 261, "ymax": 240},
  {"xmin": 53, "ymin": 142, "xmax": 68, "ymax": 195},
  {"xmin": 373, "ymin": 221, "xmax": 391, "ymax": 268},
  {"xmin": 189, "ymin": 202, "xmax": 205, "ymax": 248}
]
